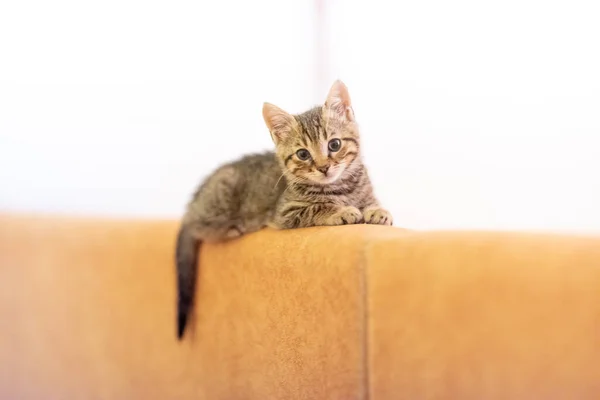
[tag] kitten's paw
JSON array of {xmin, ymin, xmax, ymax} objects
[
  {"xmin": 364, "ymin": 207, "xmax": 393, "ymax": 226},
  {"xmin": 224, "ymin": 225, "xmax": 243, "ymax": 239},
  {"xmin": 325, "ymin": 206, "xmax": 364, "ymax": 226}
]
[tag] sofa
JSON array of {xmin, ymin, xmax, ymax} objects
[{"xmin": 1, "ymin": 213, "xmax": 600, "ymax": 399}]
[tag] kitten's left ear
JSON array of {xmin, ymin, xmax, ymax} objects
[
  {"xmin": 262, "ymin": 102, "xmax": 295, "ymax": 144},
  {"xmin": 324, "ymin": 80, "xmax": 355, "ymax": 122}
]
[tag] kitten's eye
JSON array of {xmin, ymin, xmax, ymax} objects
[
  {"xmin": 296, "ymin": 148, "xmax": 311, "ymax": 161},
  {"xmin": 328, "ymin": 138, "xmax": 342, "ymax": 152}
]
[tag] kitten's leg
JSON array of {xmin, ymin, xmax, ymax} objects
[
  {"xmin": 184, "ymin": 165, "xmax": 254, "ymax": 241},
  {"xmin": 363, "ymin": 204, "xmax": 393, "ymax": 226},
  {"xmin": 272, "ymin": 202, "xmax": 363, "ymax": 229},
  {"xmin": 222, "ymin": 217, "xmax": 268, "ymax": 239},
  {"xmin": 322, "ymin": 206, "xmax": 364, "ymax": 226},
  {"xmin": 224, "ymin": 226, "xmax": 243, "ymax": 239}
]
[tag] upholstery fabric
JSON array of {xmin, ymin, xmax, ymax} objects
[{"xmin": 1, "ymin": 214, "xmax": 599, "ymax": 399}]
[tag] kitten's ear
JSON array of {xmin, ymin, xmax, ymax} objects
[
  {"xmin": 324, "ymin": 80, "xmax": 355, "ymax": 122},
  {"xmin": 262, "ymin": 102, "xmax": 294, "ymax": 144}
]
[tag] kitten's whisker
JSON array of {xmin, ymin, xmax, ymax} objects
[
  {"xmin": 281, "ymin": 174, "xmax": 301, "ymax": 195},
  {"xmin": 273, "ymin": 172, "xmax": 286, "ymax": 190}
]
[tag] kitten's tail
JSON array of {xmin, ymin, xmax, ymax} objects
[{"xmin": 175, "ymin": 224, "xmax": 200, "ymax": 340}]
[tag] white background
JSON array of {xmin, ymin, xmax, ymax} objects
[{"xmin": 1, "ymin": 0, "xmax": 599, "ymax": 233}]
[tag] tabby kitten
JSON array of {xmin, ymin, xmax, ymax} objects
[{"xmin": 176, "ymin": 80, "xmax": 392, "ymax": 339}]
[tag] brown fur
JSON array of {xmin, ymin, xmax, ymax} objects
[{"xmin": 176, "ymin": 80, "xmax": 392, "ymax": 339}]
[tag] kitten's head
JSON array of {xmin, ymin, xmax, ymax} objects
[{"xmin": 262, "ymin": 80, "xmax": 360, "ymax": 185}]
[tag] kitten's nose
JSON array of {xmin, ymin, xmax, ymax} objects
[{"xmin": 317, "ymin": 165, "xmax": 330, "ymax": 175}]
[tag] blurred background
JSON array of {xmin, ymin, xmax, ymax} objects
[{"xmin": 1, "ymin": 0, "xmax": 599, "ymax": 232}]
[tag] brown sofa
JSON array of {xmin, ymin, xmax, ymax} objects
[{"xmin": 1, "ymin": 213, "xmax": 600, "ymax": 399}]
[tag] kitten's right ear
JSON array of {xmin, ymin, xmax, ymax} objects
[
  {"xmin": 324, "ymin": 80, "xmax": 355, "ymax": 122},
  {"xmin": 262, "ymin": 102, "xmax": 294, "ymax": 144}
]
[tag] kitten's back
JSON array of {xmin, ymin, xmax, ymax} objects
[{"xmin": 184, "ymin": 151, "xmax": 284, "ymax": 240}]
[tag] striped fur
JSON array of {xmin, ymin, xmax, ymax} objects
[{"xmin": 175, "ymin": 80, "xmax": 392, "ymax": 340}]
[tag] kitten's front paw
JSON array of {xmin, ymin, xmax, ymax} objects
[
  {"xmin": 364, "ymin": 207, "xmax": 393, "ymax": 226},
  {"xmin": 325, "ymin": 206, "xmax": 364, "ymax": 226}
]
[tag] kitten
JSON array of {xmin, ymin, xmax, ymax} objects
[{"xmin": 175, "ymin": 80, "xmax": 392, "ymax": 340}]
